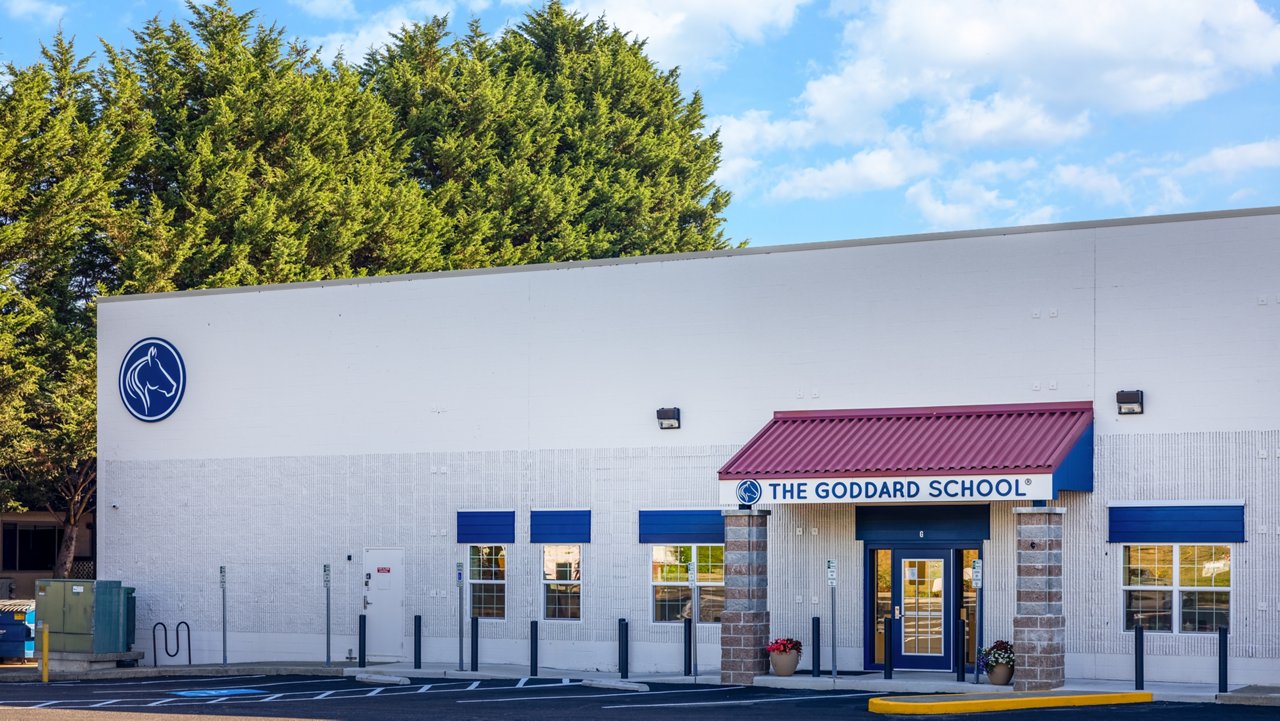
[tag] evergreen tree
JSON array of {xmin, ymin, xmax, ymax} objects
[
  {"xmin": 118, "ymin": 0, "xmax": 441, "ymax": 291},
  {"xmin": 0, "ymin": 33, "xmax": 141, "ymax": 575},
  {"xmin": 363, "ymin": 1, "xmax": 732, "ymax": 268}
]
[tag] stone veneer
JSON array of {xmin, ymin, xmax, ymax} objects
[
  {"xmin": 1012, "ymin": 507, "xmax": 1065, "ymax": 691},
  {"xmin": 720, "ymin": 509, "xmax": 770, "ymax": 685}
]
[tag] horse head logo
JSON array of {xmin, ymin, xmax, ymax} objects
[{"xmin": 119, "ymin": 339, "xmax": 185, "ymax": 422}]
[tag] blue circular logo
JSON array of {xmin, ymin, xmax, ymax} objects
[
  {"xmin": 735, "ymin": 479, "xmax": 762, "ymax": 505},
  {"xmin": 118, "ymin": 338, "xmax": 185, "ymax": 422}
]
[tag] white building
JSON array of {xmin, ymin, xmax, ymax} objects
[{"xmin": 98, "ymin": 207, "xmax": 1280, "ymax": 688}]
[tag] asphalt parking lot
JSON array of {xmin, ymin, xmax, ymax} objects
[{"xmin": 0, "ymin": 674, "xmax": 1276, "ymax": 721}]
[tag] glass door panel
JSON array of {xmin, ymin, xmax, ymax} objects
[
  {"xmin": 872, "ymin": 549, "xmax": 892, "ymax": 664},
  {"xmin": 891, "ymin": 548, "xmax": 951, "ymax": 670},
  {"xmin": 901, "ymin": 558, "xmax": 944, "ymax": 655}
]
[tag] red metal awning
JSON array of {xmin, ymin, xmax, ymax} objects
[{"xmin": 718, "ymin": 401, "xmax": 1093, "ymax": 481}]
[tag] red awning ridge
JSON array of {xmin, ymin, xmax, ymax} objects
[{"xmin": 718, "ymin": 401, "xmax": 1092, "ymax": 480}]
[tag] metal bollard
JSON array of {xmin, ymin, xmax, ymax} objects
[
  {"xmin": 414, "ymin": 615, "xmax": 422, "ymax": 670},
  {"xmin": 530, "ymin": 620, "xmax": 538, "ymax": 677},
  {"xmin": 811, "ymin": 616, "xmax": 821, "ymax": 677},
  {"xmin": 358, "ymin": 615, "xmax": 366, "ymax": 668},
  {"xmin": 683, "ymin": 617, "xmax": 693, "ymax": 676},
  {"xmin": 1218, "ymin": 625, "xmax": 1228, "ymax": 693},
  {"xmin": 883, "ymin": 616, "xmax": 894, "ymax": 680},
  {"xmin": 618, "ymin": 619, "xmax": 629, "ymax": 679},
  {"xmin": 1134, "ymin": 624, "xmax": 1144, "ymax": 690},
  {"xmin": 470, "ymin": 616, "xmax": 479, "ymax": 672}
]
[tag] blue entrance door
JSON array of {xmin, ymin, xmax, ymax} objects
[{"xmin": 891, "ymin": 548, "xmax": 952, "ymax": 670}]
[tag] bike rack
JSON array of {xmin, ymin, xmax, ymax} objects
[{"xmin": 152, "ymin": 621, "xmax": 191, "ymax": 667}]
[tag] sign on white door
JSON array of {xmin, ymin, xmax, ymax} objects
[{"xmin": 362, "ymin": 547, "xmax": 405, "ymax": 660}]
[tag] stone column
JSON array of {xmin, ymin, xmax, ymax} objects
[
  {"xmin": 1012, "ymin": 507, "xmax": 1065, "ymax": 691},
  {"xmin": 720, "ymin": 508, "xmax": 770, "ymax": 685}
]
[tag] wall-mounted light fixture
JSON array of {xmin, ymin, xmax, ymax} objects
[
  {"xmin": 1116, "ymin": 390, "xmax": 1144, "ymax": 415},
  {"xmin": 657, "ymin": 407, "xmax": 681, "ymax": 429}
]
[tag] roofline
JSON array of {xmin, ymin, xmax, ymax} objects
[
  {"xmin": 98, "ymin": 205, "xmax": 1280, "ymax": 304},
  {"xmin": 772, "ymin": 400, "xmax": 1094, "ymax": 419}
]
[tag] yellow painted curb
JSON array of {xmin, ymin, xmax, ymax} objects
[{"xmin": 868, "ymin": 691, "xmax": 1153, "ymax": 715}]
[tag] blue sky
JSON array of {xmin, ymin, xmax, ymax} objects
[{"xmin": 4, "ymin": 0, "xmax": 1280, "ymax": 246}]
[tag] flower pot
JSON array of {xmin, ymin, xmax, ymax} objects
[
  {"xmin": 987, "ymin": 663, "xmax": 1014, "ymax": 685},
  {"xmin": 770, "ymin": 650, "xmax": 800, "ymax": 676}
]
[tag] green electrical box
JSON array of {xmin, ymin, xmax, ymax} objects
[{"xmin": 35, "ymin": 580, "xmax": 128, "ymax": 655}]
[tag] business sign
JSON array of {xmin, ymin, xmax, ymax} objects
[
  {"xmin": 118, "ymin": 337, "xmax": 185, "ymax": 422},
  {"xmin": 719, "ymin": 474, "xmax": 1052, "ymax": 505}
]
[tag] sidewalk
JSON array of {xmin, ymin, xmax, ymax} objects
[{"xmin": 0, "ymin": 659, "xmax": 1270, "ymax": 706}]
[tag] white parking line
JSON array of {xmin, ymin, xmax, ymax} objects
[
  {"xmin": 18, "ymin": 674, "xmax": 267, "ymax": 688},
  {"xmin": 602, "ymin": 691, "xmax": 879, "ymax": 709},
  {"xmin": 458, "ymin": 686, "xmax": 741, "ymax": 704}
]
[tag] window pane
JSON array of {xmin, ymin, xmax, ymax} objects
[
  {"xmin": 1124, "ymin": 589, "xmax": 1172, "ymax": 631},
  {"xmin": 653, "ymin": 585, "xmax": 691, "ymax": 622},
  {"xmin": 1124, "ymin": 545, "xmax": 1172, "ymax": 586},
  {"xmin": 545, "ymin": 583, "xmax": 581, "ymax": 620},
  {"xmin": 652, "ymin": 546, "xmax": 692, "ymax": 582},
  {"xmin": 696, "ymin": 545, "xmax": 724, "ymax": 583},
  {"xmin": 470, "ymin": 545, "xmax": 505, "ymax": 581},
  {"xmin": 698, "ymin": 586, "xmax": 724, "ymax": 623},
  {"xmin": 544, "ymin": 545, "xmax": 580, "ymax": 582},
  {"xmin": 470, "ymin": 583, "xmax": 506, "ymax": 618},
  {"xmin": 1179, "ymin": 545, "xmax": 1230, "ymax": 588},
  {"xmin": 1180, "ymin": 591, "xmax": 1229, "ymax": 633}
]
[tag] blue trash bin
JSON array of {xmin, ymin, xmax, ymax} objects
[{"xmin": 0, "ymin": 601, "xmax": 35, "ymax": 663}]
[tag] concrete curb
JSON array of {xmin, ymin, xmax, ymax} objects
[
  {"xmin": 356, "ymin": 673, "xmax": 411, "ymax": 685},
  {"xmin": 583, "ymin": 679, "xmax": 649, "ymax": 692},
  {"xmin": 868, "ymin": 691, "xmax": 1153, "ymax": 715}
]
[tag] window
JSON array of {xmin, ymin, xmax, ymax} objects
[
  {"xmin": 2, "ymin": 524, "xmax": 63, "ymax": 571},
  {"xmin": 469, "ymin": 545, "xmax": 506, "ymax": 618},
  {"xmin": 543, "ymin": 545, "xmax": 581, "ymax": 620},
  {"xmin": 1122, "ymin": 544, "xmax": 1230, "ymax": 633},
  {"xmin": 651, "ymin": 545, "xmax": 723, "ymax": 623}
]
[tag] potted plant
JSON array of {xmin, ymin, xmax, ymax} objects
[
  {"xmin": 766, "ymin": 637, "xmax": 803, "ymax": 676},
  {"xmin": 978, "ymin": 639, "xmax": 1016, "ymax": 685}
]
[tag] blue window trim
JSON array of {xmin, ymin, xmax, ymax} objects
[
  {"xmin": 531, "ymin": 510, "xmax": 591, "ymax": 543},
  {"xmin": 457, "ymin": 510, "xmax": 515, "ymax": 544},
  {"xmin": 638, "ymin": 510, "xmax": 724, "ymax": 544},
  {"xmin": 1108, "ymin": 505, "xmax": 1244, "ymax": 544}
]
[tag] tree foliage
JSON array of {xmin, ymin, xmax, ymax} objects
[
  {"xmin": 364, "ymin": 3, "xmax": 731, "ymax": 267},
  {"xmin": 0, "ymin": 0, "xmax": 732, "ymax": 576}
]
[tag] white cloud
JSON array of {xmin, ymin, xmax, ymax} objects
[
  {"xmin": 964, "ymin": 158, "xmax": 1038, "ymax": 182},
  {"xmin": 905, "ymin": 177, "xmax": 1014, "ymax": 229},
  {"xmin": 1011, "ymin": 205, "xmax": 1058, "ymax": 226},
  {"xmin": 838, "ymin": 0, "xmax": 1280, "ymax": 113},
  {"xmin": 4, "ymin": 0, "xmax": 65, "ymax": 24},
  {"xmin": 770, "ymin": 133, "xmax": 937, "ymax": 200},
  {"xmin": 311, "ymin": 2, "xmax": 451, "ymax": 64},
  {"xmin": 925, "ymin": 94, "xmax": 1090, "ymax": 146},
  {"xmin": 567, "ymin": 0, "xmax": 811, "ymax": 72},
  {"xmin": 288, "ymin": 0, "xmax": 357, "ymax": 20},
  {"xmin": 1179, "ymin": 139, "xmax": 1280, "ymax": 176},
  {"xmin": 1052, "ymin": 164, "xmax": 1129, "ymax": 205}
]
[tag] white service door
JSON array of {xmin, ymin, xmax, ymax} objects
[{"xmin": 362, "ymin": 547, "xmax": 405, "ymax": 660}]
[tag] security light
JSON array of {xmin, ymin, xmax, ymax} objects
[{"xmin": 1116, "ymin": 390, "xmax": 1144, "ymax": 415}]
